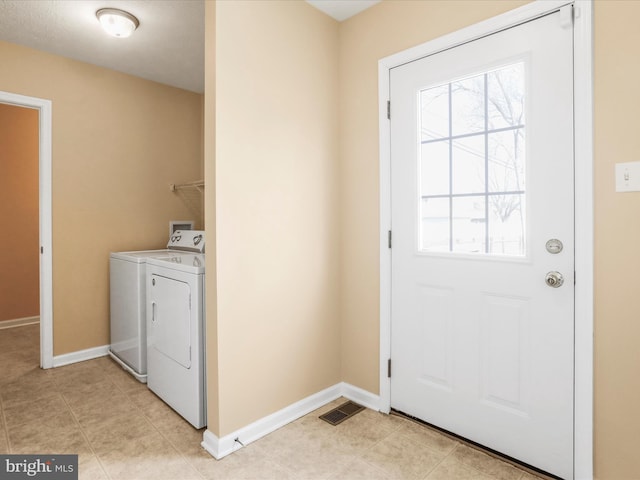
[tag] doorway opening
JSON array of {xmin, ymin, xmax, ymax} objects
[
  {"xmin": 0, "ymin": 103, "xmax": 39, "ymax": 328},
  {"xmin": 0, "ymin": 91, "xmax": 53, "ymax": 369}
]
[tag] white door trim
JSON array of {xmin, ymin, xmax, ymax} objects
[
  {"xmin": 378, "ymin": 1, "xmax": 593, "ymax": 478},
  {"xmin": 0, "ymin": 91, "xmax": 54, "ymax": 369}
]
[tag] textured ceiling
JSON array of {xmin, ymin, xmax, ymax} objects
[
  {"xmin": 0, "ymin": 0, "xmax": 205, "ymax": 93},
  {"xmin": 0, "ymin": 1, "xmax": 380, "ymax": 94}
]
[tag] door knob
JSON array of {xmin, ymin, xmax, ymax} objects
[{"xmin": 545, "ymin": 271, "xmax": 564, "ymax": 288}]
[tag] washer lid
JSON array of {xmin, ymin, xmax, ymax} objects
[
  {"xmin": 110, "ymin": 249, "xmax": 171, "ymax": 263},
  {"xmin": 167, "ymin": 230, "xmax": 205, "ymax": 253},
  {"xmin": 147, "ymin": 253, "xmax": 205, "ymax": 274}
]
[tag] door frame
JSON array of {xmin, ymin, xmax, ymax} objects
[
  {"xmin": 0, "ymin": 91, "xmax": 53, "ymax": 369},
  {"xmin": 378, "ymin": 1, "xmax": 593, "ymax": 478}
]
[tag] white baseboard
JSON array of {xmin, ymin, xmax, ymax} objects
[
  {"xmin": 52, "ymin": 344, "xmax": 110, "ymax": 368},
  {"xmin": 201, "ymin": 382, "xmax": 380, "ymax": 460},
  {"xmin": 340, "ymin": 381, "xmax": 381, "ymax": 411},
  {"xmin": 0, "ymin": 316, "xmax": 40, "ymax": 330}
]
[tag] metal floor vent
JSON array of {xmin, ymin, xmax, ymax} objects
[{"xmin": 319, "ymin": 401, "xmax": 365, "ymax": 426}]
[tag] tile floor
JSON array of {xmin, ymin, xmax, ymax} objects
[{"xmin": 0, "ymin": 324, "xmax": 548, "ymax": 480}]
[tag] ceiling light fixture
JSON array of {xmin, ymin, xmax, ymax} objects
[{"xmin": 96, "ymin": 8, "xmax": 139, "ymax": 38}]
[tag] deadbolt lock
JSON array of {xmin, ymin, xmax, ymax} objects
[{"xmin": 546, "ymin": 239, "xmax": 563, "ymax": 254}]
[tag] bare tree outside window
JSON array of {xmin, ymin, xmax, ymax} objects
[{"xmin": 419, "ymin": 62, "xmax": 526, "ymax": 256}]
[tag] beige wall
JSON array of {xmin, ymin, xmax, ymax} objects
[
  {"xmin": 212, "ymin": 0, "xmax": 340, "ymax": 435},
  {"xmin": 0, "ymin": 103, "xmax": 39, "ymax": 322},
  {"xmin": 0, "ymin": 41, "xmax": 203, "ymax": 355},
  {"xmin": 593, "ymin": 2, "xmax": 640, "ymax": 478}
]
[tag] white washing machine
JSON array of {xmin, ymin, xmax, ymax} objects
[
  {"xmin": 109, "ymin": 231, "xmax": 205, "ymax": 382},
  {"xmin": 146, "ymin": 252, "xmax": 206, "ymax": 428}
]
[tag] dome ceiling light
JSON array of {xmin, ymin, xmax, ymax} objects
[{"xmin": 96, "ymin": 8, "xmax": 139, "ymax": 38}]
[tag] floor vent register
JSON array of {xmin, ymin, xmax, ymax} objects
[{"xmin": 319, "ymin": 400, "xmax": 365, "ymax": 426}]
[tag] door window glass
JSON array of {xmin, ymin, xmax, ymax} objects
[{"xmin": 419, "ymin": 62, "xmax": 526, "ymax": 256}]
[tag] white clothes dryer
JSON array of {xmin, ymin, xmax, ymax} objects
[
  {"xmin": 146, "ymin": 252, "xmax": 206, "ymax": 428},
  {"xmin": 109, "ymin": 231, "xmax": 205, "ymax": 383}
]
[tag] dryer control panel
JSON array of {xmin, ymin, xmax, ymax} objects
[{"xmin": 167, "ymin": 230, "xmax": 205, "ymax": 253}]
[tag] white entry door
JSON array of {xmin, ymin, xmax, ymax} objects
[{"xmin": 390, "ymin": 8, "xmax": 574, "ymax": 479}]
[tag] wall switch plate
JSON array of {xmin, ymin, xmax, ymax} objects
[{"xmin": 615, "ymin": 162, "xmax": 640, "ymax": 192}]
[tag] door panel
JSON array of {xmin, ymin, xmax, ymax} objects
[
  {"xmin": 390, "ymin": 9, "xmax": 574, "ymax": 478},
  {"xmin": 149, "ymin": 274, "xmax": 192, "ymax": 369},
  {"xmin": 480, "ymin": 294, "xmax": 530, "ymax": 413}
]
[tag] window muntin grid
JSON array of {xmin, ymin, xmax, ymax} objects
[{"xmin": 419, "ymin": 62, "xmax": 526, "ymax": 256}]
